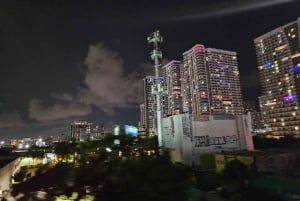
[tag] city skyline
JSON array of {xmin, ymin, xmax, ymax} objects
[{"xmin": 0, "ymin": 1, "xmax": 299, "ymax": 140}]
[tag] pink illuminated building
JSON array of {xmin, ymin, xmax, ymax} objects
[{"xmin": 182, "ymin": 44, "xmax": 244, "ymax": 119}]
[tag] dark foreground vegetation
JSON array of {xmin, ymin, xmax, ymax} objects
[
  {"xmin": 8, "ymin": 133, "xmax": 299, "ymax": 201},
  {"xmin": 253, "ymin": 135, "xmax": 300, "ymax": 150}
]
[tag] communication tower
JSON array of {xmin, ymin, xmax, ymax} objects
[{"xmin": 147, "ymin": 30, "xmax": 163, "ymax": 148}]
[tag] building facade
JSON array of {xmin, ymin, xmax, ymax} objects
[
  {"xmin": 162, "ymin": 114, "xmax": 254, "ymax": 165},
  {"xmin": 0, "ymin": 156, "xmax": 20, "ymax": 195},
  {"xmin": 70, "ymin": 121, "xmax": 104, "ymax": 141},
  {"xmin": 182, "ymin": 44, "xmax": 244, "ymax": 120},
  {"xmin": 161, "ymin": 60, "xmax": 183, "ymax": 117},
  {"xmin": 139, "ymin": 103, "xmax": 146, "ymax": 129},
  {"xmin": 141, "ymin": 76, "xmax": 163, "ymax": 136},
  {"xmin": 255, "ymin": 17, "xmax": 300, "ymax": 136}
]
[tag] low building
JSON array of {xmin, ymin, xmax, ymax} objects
[
  {"xmin": 162, "ymin": 113, "xmax": 254, "ymax": 166},
  {"xmin": 215, "ymin": 149, "xmax": 300, "ymax": 175}
]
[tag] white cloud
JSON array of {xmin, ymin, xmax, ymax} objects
[
  {"xmin": 79, "ymin": 44, "xmax": 143, "ymax": 114},
  {"xmin": 51, "ymin": 92, "xmax": 73, "ymax": 101},
  {"xmin": 28, "ymin": 43, "xmax": 147, "ymax": 122},
  {"xmin": 6, "ymin": 45, "xmax": 163, "ymax": 125}
]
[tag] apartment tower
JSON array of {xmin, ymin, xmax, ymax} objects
[
  {"xmin": 182, "ymin": 44, "xmax": 244, "ymax": 120},
  {"xmin": 255, "ymin": 17, "xmax": 300, "ymax": 136},
  {"xmin": 161, "ymin": 60, "xmax": 183, "ymax": 117},
  {"xmin": 141, "ymin": 76, "xmax": 163, "ymax": 136}
]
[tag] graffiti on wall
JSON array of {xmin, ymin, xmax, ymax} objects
[{"xmin": 194, "ymin": 135, "xmax": 237, "ymax": 147}]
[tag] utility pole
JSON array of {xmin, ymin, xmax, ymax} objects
[{"xmin": 147, "ymin": 30, "xmax": 163, "ymax": 148}]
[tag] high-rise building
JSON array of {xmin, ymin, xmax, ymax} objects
[
  {"xmin": 244, "ymin": 101, "xmax": 264, "ymax": 131},
  {"xmin": 139, "ymin": 103, "xmax": 146, "ymax": 129},
  {"xmin": 258, "ymin": 95, "xmax": 270, "ymax": 129},
  {"xmin": 182, "ymin": 44, "xmax": 244, "ymax": 119},
  {"xmin": 141, "ymin": 76, "xmax": 161, "ymax": 136},
  {"xmin": 255, "ymin": 17, "xmax": 300, "ymax": 136},
  {"xmin": 70, "ymin": 121, "xmax": 91, "ymax": 141},
  {"xmin": 161, "ymin": 60, "xmax": 183, "ymax": 117},
  {"xmin": 70, "ymin": 121, "xmax": 104, "ymax": 141}
]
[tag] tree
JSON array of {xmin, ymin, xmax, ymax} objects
[
  {"xmin": 95, "ymin": 152, "xmax": 193, "ymax": 201},
  {"xmin": 220, "ymin": 160, "xmax": 253, "ymax": 194},
  {"xmin": 13, "ymin": 166, "xmax": 29, "ymax": 182}
]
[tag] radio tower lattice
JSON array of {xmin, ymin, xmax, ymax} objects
[{"xmin": 147, "ymin": 30, "xmax": 163, "ymax": 148}]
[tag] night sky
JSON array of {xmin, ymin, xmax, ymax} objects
[{"xmin": 0, "ymin": 0, "xmax": 299, "ymax": 140}]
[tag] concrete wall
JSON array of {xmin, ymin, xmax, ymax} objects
[
  {"xmin": 0, "ymin": 157, "xmax": 20, "ymax": 193},
  {"xmin": 215, "ymin": 154, "xmax": 254, "ymax": 173},
  {"xmin": 162, "ymin": 114, "xmax": 254, "ymax": 165}
]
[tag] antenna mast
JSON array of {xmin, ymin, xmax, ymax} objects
[{"xmin": 147, "ymin": 30, "xmax": 163, "ymax": 148}]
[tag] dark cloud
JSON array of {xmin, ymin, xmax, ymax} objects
[
  {"xmin": 0, "ymin": 112, "xmax": 24, "ymax": 128},
  {"xmin": 29, "ymin": 99, "xmax": 91, "ymax": 123}
]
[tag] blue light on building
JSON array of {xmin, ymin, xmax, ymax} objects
[{"xmin": 263, "ymin": 62, "xmax": 272, "ymax": 68}]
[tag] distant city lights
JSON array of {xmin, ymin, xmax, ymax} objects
[{"xmin": 124, "ymin": 125, "xmax": 138, "ymax": 137}]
